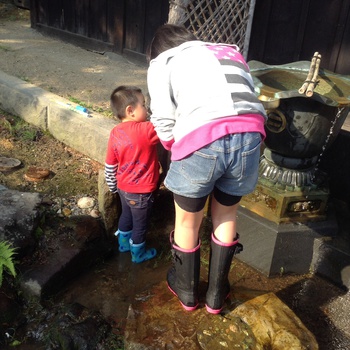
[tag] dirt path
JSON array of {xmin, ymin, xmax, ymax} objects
[
  {"xmin": 0, "ymin": 1, "xmax": 148, "ymax": 199},
  {"xmin": 0, "ymin": 3, "xmax": 148, "ymax": 115}
]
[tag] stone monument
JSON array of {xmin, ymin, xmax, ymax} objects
[{"xmin": 237, "ymin": 54, "xmax": 350, "ymax": 277}]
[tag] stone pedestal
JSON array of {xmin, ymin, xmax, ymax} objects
[
  {"xmin": 240, "ymin": 183, "xmax": 329, "ymax": 224},
  {"xmin": 236, "ymin": 206, "xmax": 338, "ymax": 276}
]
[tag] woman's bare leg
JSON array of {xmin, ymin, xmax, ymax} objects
[
  {"xmin": 210, "ymin": 196, "xmax": 239, "ymax": 243},
  {"xmin": 173, "ymin": 201, "xmax": 204, "ymax": 249}
]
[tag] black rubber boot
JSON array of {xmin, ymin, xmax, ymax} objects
[
  {"xmin": 167, "ymin": 231, "xmax": 200, "ymax": 311},
  {"xmin": 205, "ymin": 233, "xmax": 243, "ymax": 314}
]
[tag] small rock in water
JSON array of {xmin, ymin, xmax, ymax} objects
[
  {"xmin": 77, "ymin": 197, "xmax": 95, "ymax": 209},
  {"xmin": 62, "ymin": 208, "xmax": 72, "ymax": 217},
  {"xmin": 197, "ymin": 315, "xmax": 257, "ymax": 349},
  {"xmin": 90, "ymin": 209, "xmax": 100, "ymax": 218}
]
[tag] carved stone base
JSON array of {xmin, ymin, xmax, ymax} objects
[{"xmin": 240, "ymin": 182, "xmax": 329, "ymax": 224}]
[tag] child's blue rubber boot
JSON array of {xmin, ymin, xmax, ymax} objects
[
  {"xmin": 115, "ymin": 230, "xmax": 132, "ymax": 252},
  {"xmin": 129, "ymin": 240, "xmax": 157, "ymax": 263}
]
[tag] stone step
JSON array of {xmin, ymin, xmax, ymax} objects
[
  {"xmin": 236, "ymin": 206, "xmax": 350, "ymax": 289},
  {"xmin": 0, "ymin": 185, "xmax": 113, "ymax": 300},
  {"xmin": 18, "ymin": 215, "xmax": 113, "ymax": 299}
]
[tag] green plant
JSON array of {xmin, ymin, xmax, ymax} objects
[
  {"xmin": 0, "ymin": 113, "xmax": 25, "ymax": 136},
  {"xmin": 68, "ymin": 95, "xmax": 87, "ymax": 107},
  {"xmin": 1, "ymin": 112, "xmax": 50, "ymax": 144},
  {"xmin": 67, "ymin": 95, "xmax": 112, "ymax": 117},
  {"xmin": 0, "ymin": 45, "xmax": 11, "ymax": 52},
  {"xmin": 19, "ymin": 128, "xmax": 38, "ymax": 141},
  {"xmin": 0, "ymin": 116, "xmax": 13, "ymax": 134},
  {"xmin": 19, "ymin": 76, "xmax": 30, "ymax": 82},
  {"xmin": 0, "ymin": 240, "xmax": 17, "ymax": 287}
]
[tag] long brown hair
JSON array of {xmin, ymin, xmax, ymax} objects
[{"xmin": 147, "ymin": 24, "xmax": 197, "ymax": 62}]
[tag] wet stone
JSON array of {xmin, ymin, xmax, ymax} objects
[
  {"xmin": 27, "ymin": 302, "xmax": 112, "ymax": 349},
  {"xmin": 230, "ymin": 292, "xmax": 319, "ymax": 350},
  {"xmin": 62, "ymin": 207, "xmax": 72, "ymax": 216},
  {"xmin": 197, "ymin": 315, "xmax": 257, "ymax": 349},
  {"xmin": 0, "ymin": 280, "xmax": 22, "ymax": 346},
  {"xmin": 51, "ymin": 303, "xmax": 111, "ymax": 349},
  {"xmin": 19, "ymin": 215, "xmax": 113, "ymax": 299},
  {"xmin": 124, "ymin": 283, "xmax": 319, "ymax": 350},
  {"xmin": 90, "ymin": 208, "xmax": 101, "ymax": 218},
  {"xmin": 0, "ymin": 185, "xmax": 42, "ymax": 256}
]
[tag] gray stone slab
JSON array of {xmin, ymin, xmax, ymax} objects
[
  {"xmin": 0, "ymin": 185, "xmax": 42, "ymax": 256},
  {"xmin": 19, "ymin": 215, "xmax": 113, "ymax": 299},
  {"xmin": 47, "ymin": 101, "xmax": 116, "ymax": 164},
  {"xmin": 20, "ymin": 246, "xmax": 80, "ymax": 298},
  {"xmin": 236, "ymin": 206, "xmax": 339, "ymax": 277}
]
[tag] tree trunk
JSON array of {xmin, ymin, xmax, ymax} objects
[{"xmin": 168, "ymin": 0, "xmax": 191, "ymax": 25}]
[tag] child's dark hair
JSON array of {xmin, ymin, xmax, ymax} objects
[
  {"xmin": 147, "ymin": 24, "xmax": 197, "ymax": 62},
  {"xmin": 110, "ymin": 86, "xmax": 142, "ymax": 120}
]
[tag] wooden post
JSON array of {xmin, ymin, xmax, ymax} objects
[{"xmin": 168, "ymin": 0, "xmax": 191, "ymax": 24}]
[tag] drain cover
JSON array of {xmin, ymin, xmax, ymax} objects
[
  {"xmin": 0, "ymin": 157, "xmax": 21, "ymax": 172},
  {"xmin": 24, "ymin": 166, "xmax": 50, "ymax": 181}
]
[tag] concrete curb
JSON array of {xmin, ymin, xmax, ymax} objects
[{"xmin": 0, "ymin": 70, "xmax": 116, "ymax": 165}]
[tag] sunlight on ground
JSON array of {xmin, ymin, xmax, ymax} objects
[{"xmin": 0, "ymin": 138, "xmax": 14, "ymax": 149}]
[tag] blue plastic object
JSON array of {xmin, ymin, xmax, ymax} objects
[{"xmin": 75, "ymin": 105, "xmax": 88, "ymax": 114}]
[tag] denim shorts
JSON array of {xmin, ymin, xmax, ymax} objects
[{"xmin": 164, "ymin": 132, "xmax": 262, "ymax": 198}]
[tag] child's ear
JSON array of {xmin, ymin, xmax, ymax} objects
[{"xmin": 126, "ymin": 105, "xmax": 134, "ymax": 116}]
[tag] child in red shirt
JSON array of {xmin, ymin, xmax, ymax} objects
[{"xmin": 105, "ymin": 86, "xmax": 159, "ymax": 263}]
